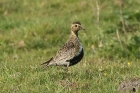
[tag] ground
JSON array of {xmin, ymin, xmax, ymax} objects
[{"xmin": 0, "ymin": 0, "xmax": 140, "ymax": 93}]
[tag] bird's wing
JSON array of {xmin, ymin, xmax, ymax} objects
[{"xmin": 52, "ymin": 41, "xmax": 76, "ymax": 62}]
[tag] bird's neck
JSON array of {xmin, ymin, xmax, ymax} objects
[
  {"xmin": 68, "ymin": 31, "xmax": 79, "ymax": 43},
  {"xmin": 71, "ymin": 30, "xmax": 78, "ymax": 37}
]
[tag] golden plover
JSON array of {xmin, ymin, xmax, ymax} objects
[{"xmin": 41, "ymin": 21, "xmax": 85, "ymax": 71}]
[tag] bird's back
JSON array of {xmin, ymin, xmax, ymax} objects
[{"xmin": 51, "ymin": 32, "xmax": 82, "ymax": 65}]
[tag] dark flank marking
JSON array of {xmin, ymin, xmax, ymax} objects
[{"xmin": 67, "ymin": 48, "xmax": 84, "ymax": 66}]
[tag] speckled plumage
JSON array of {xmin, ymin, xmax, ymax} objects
[{"xmin": 41, "ymin": 22, "xmax": 85, "ymax": 71}]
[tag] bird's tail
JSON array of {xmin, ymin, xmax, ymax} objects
[{"xmin": 41, "ymin": 57, "xmax": 53, "ymax": 69}]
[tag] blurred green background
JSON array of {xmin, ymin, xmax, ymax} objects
[{"xmin": 0, "ymin": 0, "xmax": 140, "ymax": 93}]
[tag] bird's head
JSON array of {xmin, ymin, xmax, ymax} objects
[{"xmin": 71, "ymin": 21, "xmax": 85, "ymax": 33}]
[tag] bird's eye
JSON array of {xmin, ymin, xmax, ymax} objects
[{"xmin": 75, "ymin": 25, "xmax": 77, "ymax": 27}]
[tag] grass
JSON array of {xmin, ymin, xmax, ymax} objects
[{"xmin": 0, "ymin": 0, "xmax": 140, "ymax": 93}]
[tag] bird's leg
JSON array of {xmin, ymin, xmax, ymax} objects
[
  {"xmin": 66, "ymin": 67, "xmax": 68, "ymax": 72},
  {"xmin": 65, "ymin": 63, "xmax": 69, "ymax": 72}
]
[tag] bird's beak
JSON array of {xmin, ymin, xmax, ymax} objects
[{"xmin": 80, "ymin": 26, "xmax": 85, "ymax": 30}]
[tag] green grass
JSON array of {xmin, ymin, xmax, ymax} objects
[{"xmin": 0, "ymin": 0, "xmax": 140, "ymax": 93}]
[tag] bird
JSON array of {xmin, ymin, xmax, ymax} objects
[{"xmin": 41, "ymin": 21, "xmax": 85, "ymax": 71}]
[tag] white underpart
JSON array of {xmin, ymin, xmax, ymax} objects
[
  {"xmin": 76, "ymin": 37, "xmax": 83, "ymax": 56},
  {"xmin": 55, "ymin": 61, "xmax": 69, "ymax": 66},
  {"xmin": 76, "ymin": 45, "xmax": 82, "ymax": 56}
]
